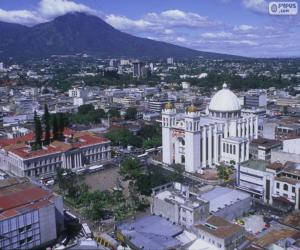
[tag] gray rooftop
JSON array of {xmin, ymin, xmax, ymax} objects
[
  {"xmin": 118, "ymin": 215, "xmax": 183, "ymax": 250},
  {"xmin": 241, "ymin": 160, "xmax": 269, "ymax": 171},
  {"xmin": 200, "ymin": 187, "xmax": 250, "ymax": 213}
]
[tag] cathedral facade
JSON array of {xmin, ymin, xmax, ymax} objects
[{"xmin": 162, "ymin": 83, "xmax": 258, "ymax": 173}]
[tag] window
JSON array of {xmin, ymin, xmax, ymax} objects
[
  {"xmin": 19, "ymin": 239, "xmax": 26, "ymax": 245},
  {"xmin": 276, "ymin": 183, "xmax": 280, "ymax": 189},
  {"xmin": 292, "ymin": 187, "xmax": 295, "ymax": 193},
  {"xmin": 18, "ymin": 227, "xmax": 25, "ymax": 233},
  {"xmin": 182, "ymin": 217, "xmax": 186, "ymax": 221},
  {"xmin": 26, "ymin": 225, "xmax": 32, "ymax": 231},
  {"xmin": 27, "ymin": 236, "xmax": 33, "ymax": 242},
  {"xmin": 283, "ymin": 184, "xmax": 288, "ymax": 191}
]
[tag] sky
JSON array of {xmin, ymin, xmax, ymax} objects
[{"xmin": 0, "ymin": 0, "xmax": 299, "ymax": 58}]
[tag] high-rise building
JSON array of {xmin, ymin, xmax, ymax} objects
[
  {"xmin": 0, "ymin": 178, "xmax": 64, "ymax": 249},
  {"xmin": 132, "ymin": 60, "xmax": 146, "ymax": 78},
  {"xmin": 167, "ymin": 57, "xmax": 174, "ymax": 65},
  {"xmin": 162, "ymin": 83, "xmax": 259, "ymax": 173},
  {"xmin": 109, "ymin": 59, "xmax": 118, "ymax": 68}
]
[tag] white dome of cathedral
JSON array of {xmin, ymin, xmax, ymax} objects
[{"xmin": 209, "ymin": 83, "xmax": 241, "ymax": 112}]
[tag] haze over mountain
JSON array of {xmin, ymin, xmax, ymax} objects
[{"xmin": 0, "ymin": 12, "xmax": 242, "ymax": 60}]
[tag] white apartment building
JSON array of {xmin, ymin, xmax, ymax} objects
[
  {"xmin": 162, "ymin": 83, "xmax": 258, "ymax": 173},
  {"xmin": 237, "ymin": 160, "xmax": 300, "ymax": 210},
  {"xmin": 68, "ymin": 87, "xmax": 88, "ymax": 98},
  {"xmin": 151, "ymin": 182, "xmax": 209, "ymax": 228}
]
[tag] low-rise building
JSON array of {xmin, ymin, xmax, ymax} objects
[
  {"xmin": 250, "ymin": 138, "xmax": 282, "ymax": 161},
  {"xmin": 192, "ymin": 215, "xmax": 246, "ymax": 250},
  {"xmin": 116, "ymin": 215, "xmax": 184, "ymax": 250},
  {"xmin": 199, "ymin": 186, "xmax": 251, "ymax": 221},
  {"xmin": 271, "ymin": 138, "xmax": 300, "ymax": 164},
  {"xmin": 237, "ymin": 160, "xmax": 300, "ymax": 211},
  {"xmin": 151, "ymin": 182, "xmax": 209, "ymax": 228},
  {"xmin": 0, "ymin": 130, "xmax": 111, "ymax": 178},
  {"xmin": 0, "ymin": 178, "xmax": 64, "ymax": 250}
]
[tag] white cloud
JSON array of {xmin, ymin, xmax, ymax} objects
[
  {"xmin": 226, "ymin": 39, "xmax": 258, "ymax": 46},
  {"xmin": 144, "ymin": 9, "xmax": 221, "ymax": 28},
  {"xmin": 234, "ymin": 24, "xmax": 254, "ymax": 31},
  {"xmin": 161, "ymin": 10, "xmax": 187, "ymax": 19},
  {"xmin": 163, "ymin": 29, "xmax": 174, "ymax": 35},
  {"xmin": 0, "ymin": 9, "xmax": 46, "ymax": 25},
  {"xmin": 38, "ymin": 0, "xmax": 95, "ymax": 18},
  {"xmin": 243, "ymin": 0, "xmax": 269, "ymax": 13},
  {"xmin": 201, "ymin": 32, "xmax": 233, "ymax": 38},
  {"xmin": 105, "ymin": 14, "xmax": 153, "ymax": 31},
  {"xmin": 176, "ymin": 37, "xmax": 186, "ymax": 42},
  {"xmin": 0, "ymin": 0, "xmax": 98, "ymax": 26}
]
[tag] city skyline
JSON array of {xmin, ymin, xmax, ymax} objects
[{"xmin": 0, "ymin": 0, "xmax": 299, "ymax": 58}]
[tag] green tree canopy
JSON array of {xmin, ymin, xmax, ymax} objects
[
  {"xmin": 120, "ymin": 158, "xmax": 141, "ymax": 180},
  {"xmin": 124, "ymin": 107, "xmax": 137, "ymax": 120}
]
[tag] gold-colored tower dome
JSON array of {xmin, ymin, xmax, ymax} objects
[
  {"xmin": 164, "ymin": 102, "xmax": 174, "ymax": 109},
  {"xmin": 186, "ymin": 104, "xmax": 198, "ymax": 113}
]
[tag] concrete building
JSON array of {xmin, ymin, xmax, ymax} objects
[
  {"xmin": 116, "ymin": 215, "xmax": 184, "ymax": 250},
  {"xmin": 237, "ymin": 160, "xmax": 300, "ymax": 210},
  {"xmin": 0, "ymin": 178, "xmax": 64, "ymax": 250},
  {"xmin": 199, "ymin": 186, "xmax": 251, "ymax": 221},
  {"xmin": 151, "ymin": 182, "xmax": 209, "ymax": 228},
  {"xmin": 162, "ymin": 83, "xmax": 258, "ymax": 173},
  {"xmin": 0, "ymin": 130, "xmax": 111, "ymax": 178},
  {"xmin": 193, "ymin": 215, "xmax": 246, "ymax": 250},
  {"xmin": 244, "ymin": 93, "xmax": 267, "ymax": 108},
  {"xmin": 249, "ymin": 138, "xmax": 282, "ymax": 161},
  {"xmin": 276, "ymin": 123, "xmax": 300, "ymax": 140},
  {"xmin": 149, "ymin": 94, "xmax": 172, "ymax": 113},
  {"xmin": 236, "ymin": 160, "xmax": 271, "ymax": 199},
  {"xmin": 68, "ymin": 87, "xmax": 88, "ymax": 99},
  {"xmin": 132, "ymin": 60, "xmax": 147, "ymax": 78},
  {"xmin": 167, "ymin": 57, "xmax": 174, "ymax": 65},
  {"xmin": 271, "ymin": 138, "xmax": 300, "ymax": 164}
]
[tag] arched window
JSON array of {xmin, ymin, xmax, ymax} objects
[
  {"xmin": 283, "ymin": 184, "xmax": 288, "ymax": 191},
  {"xmin": 181, "ymin": 155, "xmax": 185, "ymax": 164}
]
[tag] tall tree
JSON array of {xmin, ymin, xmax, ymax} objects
[
  {"xmin": 44, "ymin": 104, "xmax": 51, "ymax": 145},
  {"xmin": 57, "ymin": 113, "xmax": 65, "ymax": 139},
  {"xmin": 124, "ymin": 107, "xmax": 137, "ymax": 120},
  {"xmin": 52, "ymin": 114, "xmax": 59, "ymax": 141},
  {"xmin": 34, "ymin": 111, "xmax": 43, "ymax": 148}
]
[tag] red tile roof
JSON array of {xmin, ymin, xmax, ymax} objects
[
  {"xmin": 0, "ymin": 131, "xmax": 110, "ymax": 159},
  {"xmin": 0, "ymin": 180, "xmax": 54, "ymax": 220}
]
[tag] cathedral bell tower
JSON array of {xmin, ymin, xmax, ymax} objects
[
  {"xmin": 184, "ymin": 105, "xmax": 201, "ymax": 173},
  {"xmin": 162, "ymin": 102, "xmax": 176, "ymax": 164}
]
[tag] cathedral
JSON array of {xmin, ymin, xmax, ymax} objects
[{"xmin": 162, "ymin": 83, "xmax": 258, "ymax": 173}]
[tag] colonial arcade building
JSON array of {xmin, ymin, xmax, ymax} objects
[{"xmin": 162, "ymin": 83, "xmax": 258, "ymax": 173}]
